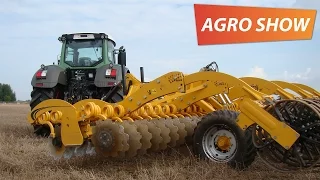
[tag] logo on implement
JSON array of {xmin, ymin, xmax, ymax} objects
[{"xmin": 193, "ymin": 4, "xmax": 317, "ymax": 45}]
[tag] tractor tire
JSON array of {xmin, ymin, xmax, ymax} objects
[
  {"xmin": 30, "ymin": 87, "xmax": 58, "ymax": 137},
  {"xmin": 30, "ymin": 88, "xmax": 56, "ymax": 109},
  {"xmin": 192, "ymin": 109, "xmax": 257, "ymax": 170}
]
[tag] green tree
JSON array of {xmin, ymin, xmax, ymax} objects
[
  {"xmin": 0, "ymin": 83, "xmax": 16, "ymax": 102},
  {"xmin": 0, "ymin": 83, "xmax": 2, "ymax": 101}
]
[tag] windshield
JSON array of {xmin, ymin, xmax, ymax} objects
[{"xmin": 64, "ymin": 39, "xmax": 103, "ymax": 67}]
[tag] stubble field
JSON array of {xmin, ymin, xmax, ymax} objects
[{"xmin": 0, "ymin": 103, "xmax": 319, "ymax": 180}]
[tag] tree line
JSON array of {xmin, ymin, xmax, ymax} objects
[{"xmin": 0, "ymin": 83, "xmax": 16, "ymax": 102}]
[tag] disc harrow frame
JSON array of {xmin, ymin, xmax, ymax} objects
[{"xmin": 27, "ymin": 70, "xmax": 320, "ymax": 171}]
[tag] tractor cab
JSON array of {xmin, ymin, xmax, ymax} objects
[{"xmin": 57, "ymin": 33, "xmax": 117, "ymax": 69}]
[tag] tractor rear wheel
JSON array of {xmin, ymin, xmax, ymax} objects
[
  {"xmin": 30, "ymin": 87, "xmax": 61, "ymax": 137},
  {"xmin": 192, "ymin": 109, "xmax": 256, "ymax": 170}
]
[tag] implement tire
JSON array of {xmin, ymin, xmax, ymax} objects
[{"xmin": 192, "ymin": 109, "xmax": 256, "ymax": 170}]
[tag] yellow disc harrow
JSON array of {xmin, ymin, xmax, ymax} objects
[{"xmin": 27, "ymin": 69, "xmax": 320, "ymax": 172}]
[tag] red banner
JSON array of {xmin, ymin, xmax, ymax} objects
[{"xmin": 194, "ymin": 4, "xmax": 317, "ymax": 45}]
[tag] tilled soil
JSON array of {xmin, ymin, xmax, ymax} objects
[{"xmin": 0, "ymin": 103, "xmax": 319, "ymax": 180}]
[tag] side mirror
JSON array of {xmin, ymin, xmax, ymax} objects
[
  {"xmin": 117, "ymin": 46, "xmax": 127, "ymax": 96},
  {"xmin": 117, "ymin": 46, "xmax": 126, "ymax": 66}
]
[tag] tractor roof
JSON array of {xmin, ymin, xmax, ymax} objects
[{"xmin": 59, "ymin": 32, "xmax": 116, "ymax": 46}]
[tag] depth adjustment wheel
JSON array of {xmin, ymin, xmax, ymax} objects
[
  {"xmin": 193, "ymin": 110, "xmax": 257, "ymax": 170},
  {"xmin": 202, "ymin": 127, "xmax": 237, "ymax": 162}
]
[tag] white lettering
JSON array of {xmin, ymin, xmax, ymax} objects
[
  {"xmin": 227, "ymin": 18, "xmax": 238, "ymax": 31},
  {"xmin": 214, "ymin": 18, "xmax": 227, "ymax": 32},
  {"xmin": 266, "ymin": 18, "xmax": 279, "ymax": 32},
  {"xmin": 256, "ymin": 18, "xmax": 266, "ymax": 32},
  {"xmin": 239, "ymin": 18, "xmax": 252, "ymax": 32},
  {"xmin": 279, "ymin": 18, "xmax": 292, "ymax": 32},
  {"xmin": 294, "ymin": 18, "xmax": 310, "ymax": 31},
  {"xmin": 201, "ymin": 18, "xmax": 213, "ymax": 32},
  {"xmin": 200, "ymin": 17, "xmax": 311, "ymax": 32}
]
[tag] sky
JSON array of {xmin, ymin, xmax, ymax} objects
[{"xmin": 0, "ymin": 0, "xmax": 319, "ymax": 100}]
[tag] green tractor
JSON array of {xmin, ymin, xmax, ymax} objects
[{"xmin": 30, "ymin": 33, "xmax": 130, "ymax": 137}]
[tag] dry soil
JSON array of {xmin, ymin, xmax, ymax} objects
[{"xmin": 0, "ymin": 104, "xmax": 319, "ymax": 180}]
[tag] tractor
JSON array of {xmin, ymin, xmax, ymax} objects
[{"xmin": 30, "ymin": 33, "xmax": 129, "ymax": 137}]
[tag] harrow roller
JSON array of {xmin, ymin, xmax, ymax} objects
[
  {"xmin": 257, "ymin": 99, "xmax": 320, "ymax": 171},
  {"xmin": 239, "ymin": 76, "xmax": 320, "ymax": 170}
]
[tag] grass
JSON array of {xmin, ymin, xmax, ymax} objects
[{"xmin": 0, "ymin": 104, "xmax": 319, "ymax": 180}]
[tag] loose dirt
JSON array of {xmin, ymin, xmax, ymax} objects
[{"xmin": 0, "ymin": 104, "xmax": 319, "ymax": 180}]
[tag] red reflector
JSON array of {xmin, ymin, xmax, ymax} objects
[
  {"xmin": 108, "ymin": 82, "xmax": 115, "ymax": 86},
  {"xmin": 36, "ymin": 70, "xmax": 42, "ymax": 78},
  {"xmin": 110, "ymin": 69, "xmax": 117, "ymax": 77},
  {"xmin": 36, "ymin": 83, "xmax": 43, "ymax": 87},
  {"xmin": 36, "ymin": 70, "xmax": 47, "ymax": 79}
]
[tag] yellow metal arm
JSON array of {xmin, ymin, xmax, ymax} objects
[
  {"xmin": 272, "ymin": 80, "xmax": 315, "ymax": 99},
  {"xmin": 240, "ymin": 77, "xmax": 296, "ymax": 99},
  {"xmin": 292, "ymin": 82, "xmax": 320, "ymax": 97}
]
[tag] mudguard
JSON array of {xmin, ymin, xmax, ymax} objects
[
  {"xmin": 94, "ymin": 64, "xmax": 130, "ymax": 87},
  {"xmin": 31, "ymin": 65, "xmax": 67, "ymax": 88}
]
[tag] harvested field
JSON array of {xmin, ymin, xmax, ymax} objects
[{"xmin": 0, "ymin": 104, "xmax": 319, "ymax": 180}]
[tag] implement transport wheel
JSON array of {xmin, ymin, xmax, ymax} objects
[{"xmin": 192, "ymin": 110, "xmax": 256, "ymax": 170}]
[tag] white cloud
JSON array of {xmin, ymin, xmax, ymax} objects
[
  {"xmin": 246, "ymin": 66, "xmax": 267, "ymax": 78},
  {"xmin": 245, "ymin": 66, "xmax": 316, "ymax": 83},
  {"xmin": 283, "ymin": 68, "xmax": 312, "ymax": 82},
  {"xmin": 245, "ymin": 66, "xmax": 314, "ymax": 84},
  {"xmin": 244, "ymin": 66, "xmax": 320, "ymax": 94}
]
